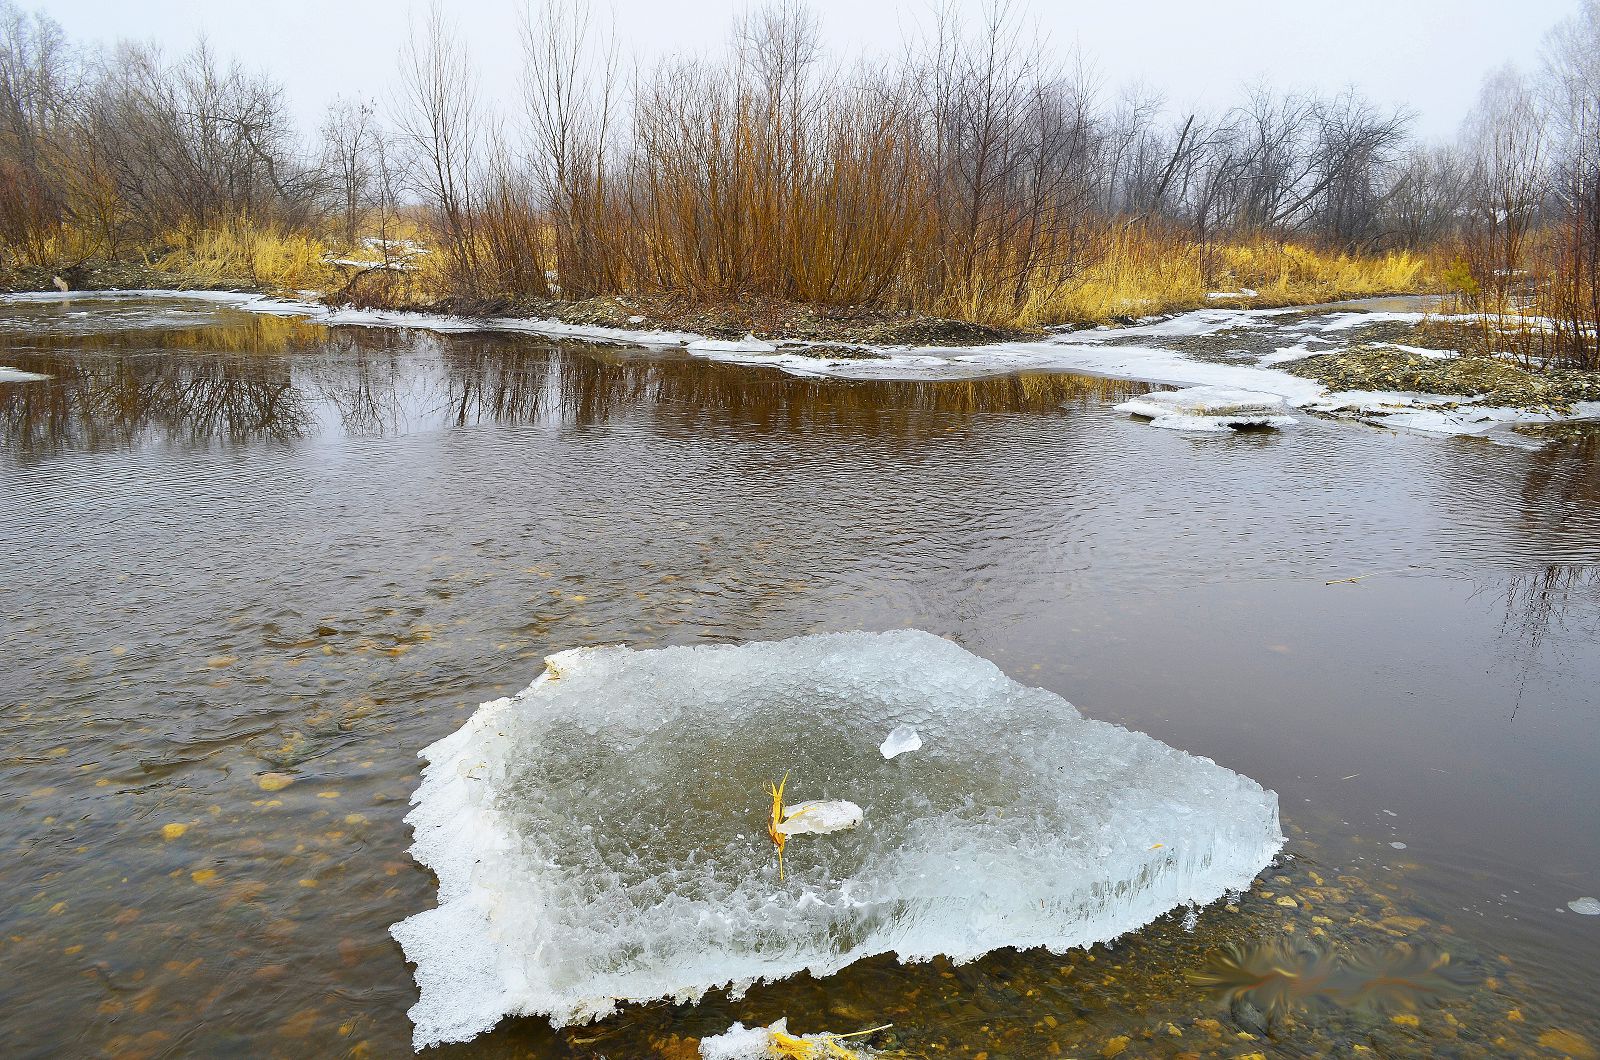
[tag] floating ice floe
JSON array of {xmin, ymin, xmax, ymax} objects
[
  {"xmin": 686, "ymin": 334, "xmax": 779, "ymax": 354},
  {"xmin": 390, "ymin": 629, "xmax": 1283, "ymax": 1049},
  {"xmin": 1569, "ymin": 897, "xmax": 1600, "ymax": 915},
  {"xmin": 0, "ymin": 366, "xmax": 50, "ymax": 382},
  {"xmin": 879, "ymin": 724, "xmax": 922, "ymax": 759},
  {"xmin": 1114, "ymin": 386, "xmax": 1297, "ymax": 432}
]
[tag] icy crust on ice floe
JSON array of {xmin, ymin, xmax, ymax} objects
[
  {"xmin": 1114, "ymin": 386, "xmax": 1296, "ymax": 432},
  {"xmin": 391, "ymin": 630, "xmax": 1283, "ymax": 1049}
]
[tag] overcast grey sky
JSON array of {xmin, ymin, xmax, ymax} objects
[{"xmin": 42, "ymin": 0, "xmax": 1581, "ymax": 141}]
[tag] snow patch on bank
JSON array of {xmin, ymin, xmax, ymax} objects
[{"xmin": 0, "ymin": 366, "xmax": 50, "ymax": 382}]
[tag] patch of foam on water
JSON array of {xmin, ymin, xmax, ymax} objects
[
  {"xmin": 1569, "ymin": 897, "xmax": 1600, "ymax": 915},
  {"xmin": 391, "ymin": 631, "xmax": 1283, "ymax": 1049}
]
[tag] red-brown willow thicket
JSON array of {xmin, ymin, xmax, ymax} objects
[
  {"xmin": 395, "ymin": 2, "xmax": 1424, "ymax": 326},
  {"xmin": 0, "ymin": 0, "xmax": 1596, "ymax": 354}
]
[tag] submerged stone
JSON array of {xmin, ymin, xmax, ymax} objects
[{"xmin": 391, "ymin": 630, "xmax": 1283, "ymax": 1049}]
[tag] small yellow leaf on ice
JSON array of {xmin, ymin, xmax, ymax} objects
[
  {"xmin": 191, "ymin": 869, "xmax": 218, "ymax": 884},
  {"xmin": 161, "ymin": 823, "xmax": 189, "ymax": 841},
  {"xmin": 316, "ymin": 791, "xmax": 340, "ymax": 799},
  {"xmin": 257, "ymin": 773, "xmax": 294, "ymax": 792},
  {"xmin": 1150, "ymin": 843, "xmax": 1164, "ymax": 849},
  {"xmin": 1391, "ymin": 1013, "xmax": 1420, "ymax": 1028}
]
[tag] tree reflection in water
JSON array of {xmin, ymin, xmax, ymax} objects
[{"xmin": 2, "ymin": 325, "xmax": 1150, "ymax": 460}]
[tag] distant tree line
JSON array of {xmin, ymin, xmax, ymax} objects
[{"xmin": 0, "ymin": 0, "xmax": 1594, "ymax": 362}]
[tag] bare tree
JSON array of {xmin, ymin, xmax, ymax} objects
[
  {"xmin": 320, "ymin": 96, "xmax": 376, "ymax": 247},
  {"xmin": 394, "ymin": 4, "xmax": 479, "ymax": 284}
]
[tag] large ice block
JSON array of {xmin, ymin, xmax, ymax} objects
[{"xmin": 391, "ymin": 630, "xmax": 1282, "ymax": 1049}]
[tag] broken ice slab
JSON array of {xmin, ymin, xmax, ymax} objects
[
  {"xmin": 776, "ymin": 799, "xmax": 863, "ymax": 836},
  {"xmin": 686, "ymin": 334, "xmax": 778, "ymax": 354},
  {"xmin": 700, "ymin": 1018, "xmax": 880, "ymax": 1059},
  {"xmin": 879, "ymin": 724, "xmax": 922, "ymax": 759},
  {"xmin": 391, "ymin": 630, "xmax": 1283, "ymax": 1049},
  {"xmin": 1115, "ymin": 385, "xmax": 1297, "ymax": 432}
]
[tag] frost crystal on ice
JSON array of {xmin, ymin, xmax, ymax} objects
[
  {"xmin": 391, "ymin": 630, "xmax": 1283, "ymax": 1049},
  {"xmin": 879, "ymin": 724, "xmax": 922, "ymax": 759}
]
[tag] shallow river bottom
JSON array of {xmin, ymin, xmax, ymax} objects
[{"xmin": 1, "ymin": 297, "xmax": 1597, "ymax": 1059}]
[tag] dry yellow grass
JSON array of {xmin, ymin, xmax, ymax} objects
[
  {"xmin": 1026, "ymin": 227, "xmax": 1431, "ymax": 327},
  {"xmin": 153, "ymin": 222, "xmax": 337, "ymax": 291},
  {"xmin": 11, "ymin": 209, "xmax": 1432, "ymax": 333}
]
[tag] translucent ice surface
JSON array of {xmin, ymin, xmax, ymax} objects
[{"xmin": 391, "ymin": 630, "xmax": 1283, "ymax": 1049}]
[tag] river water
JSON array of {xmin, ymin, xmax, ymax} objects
[{"xmin": 1, "ymin": 294, "xmax": 1597, "ymax": 1059}]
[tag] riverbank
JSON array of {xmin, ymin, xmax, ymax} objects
[{"xmin": 6, "ymin": 288, "xmax": 1597, "ymax": 442}]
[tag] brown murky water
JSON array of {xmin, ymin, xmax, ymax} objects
[{"xmin": 2, "ymin": 294, "xmax": 1598, "ymax": 1059}]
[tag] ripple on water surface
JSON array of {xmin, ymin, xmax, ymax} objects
[{"xmin": 0, "ymin": 296, "xmax": 1597, "ymax": 1059}]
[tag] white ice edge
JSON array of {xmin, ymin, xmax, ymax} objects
[
  {"xmin": 0, "ymin": 366, "xmax": 51, "ymax": 382},
  {"xmin": 389, "ymin": 632, "xmax": 1284, "ymax": 1050},
  {"xmin": 10, "ymin": 291, "xmax": 1594, "ymax": 439}
]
